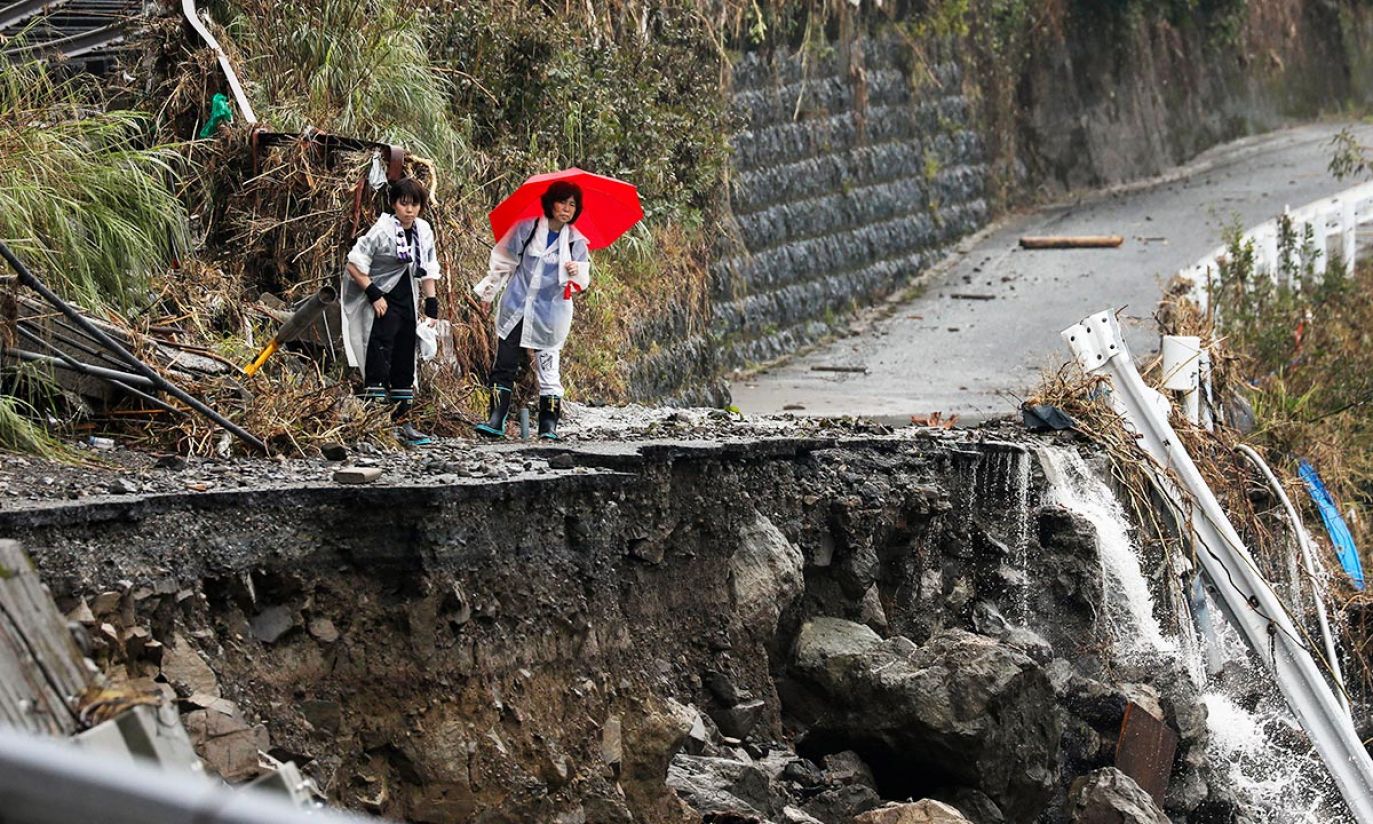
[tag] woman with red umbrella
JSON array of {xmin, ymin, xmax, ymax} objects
[
  {"xmin": 472, "ymin": 168, "xmax": 643, "ymax": 440},
  {"xmin": 472, "ymin": 181, "xmax": 590, "ymax": 439}
]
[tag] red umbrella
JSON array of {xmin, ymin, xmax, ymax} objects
[{"xmin": 488, "ymin": 167, "xmax": 643, "ymax": 252}]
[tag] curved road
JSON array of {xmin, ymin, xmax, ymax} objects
[{"xmin": 733, "ymin": 122, "xmax": 1373, "ymax": 422}]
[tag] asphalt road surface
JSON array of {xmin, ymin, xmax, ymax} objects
[{"xmin": 732, "ymin": 122, "xmax": 1373, "ymax": 422}]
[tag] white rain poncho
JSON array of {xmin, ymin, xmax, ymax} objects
[
  {"xmin": 340, "ymin": 213, "xmax": 442, "ymax": 371},
  {"xmin": 473, "ymin": 216, "xmax": 591, "ymax": 351}
]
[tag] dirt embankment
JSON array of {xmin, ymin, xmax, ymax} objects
[{"xmin": 3, "ymin": 431, "xmax": 1238, "ymax": 823}]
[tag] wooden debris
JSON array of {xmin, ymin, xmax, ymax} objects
[
  {"xmin": 910, "ymin": 412, "xmax": 960, "ymax": 429},
  {"xmin": 1019, "ymin": 235, "xmax": 1125, "ymax": 249},
  {"xmin": 950, "ymin": 293, "xmax": 997, "ymax": 300},
  {"xmin": 809, "ymin": 365, "xmax": 869, "ymax": 374},
  {"xmin": 0, "ymin": 540, "xmax": 92, "ymax": 736}
]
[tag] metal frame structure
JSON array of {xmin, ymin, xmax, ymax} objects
[
  {"xmin": 1062, "ymin": 309, "xmax": 1373, "ymax": 824},
  {"xmin": 1234, "ymin": 443, "xmax": 1348, "ymax": 714}
]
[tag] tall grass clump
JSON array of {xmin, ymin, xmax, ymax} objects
[
  {"xmin": 0, "ymin": 59, "xmax": 188, "ymax": 308},
  {"xmin": 212, "ymin": 0, "xmax": 470, "ymax": 173}
]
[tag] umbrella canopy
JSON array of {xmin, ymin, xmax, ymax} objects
[{"xmin": 488, "ymin": 168, "xmax": 643, "ymax": 252}]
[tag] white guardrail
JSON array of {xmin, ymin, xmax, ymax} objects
[
  {"xmin": 1182, "ymin": 180, "xmax": 1373, "ymax": 306},
  {"xmin": 1061, "ymin": 312, "xmax": 1373, "ymax": 824}
]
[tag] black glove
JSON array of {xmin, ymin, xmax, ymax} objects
[
  {"xmin": 364, "ymin": 283, "xmax": 385, "ymax": 303},
  {"xmin": 424, "ymin": 297, "xmax": 439, "ymax": 319}
]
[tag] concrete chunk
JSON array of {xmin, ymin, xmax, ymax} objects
[{"xmin": 333, "ymin": 466, "xmax": 382, "ymax": 484}]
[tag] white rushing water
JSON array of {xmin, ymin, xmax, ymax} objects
[
  {"xmin": 1037, "ymin": 446, "xmax": 1175, "ymax": 655},
  {"xmin": 1036, "ymin": 445, "xmax": 1350, "ymax": 823}
]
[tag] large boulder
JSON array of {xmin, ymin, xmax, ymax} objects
[
  {"xmin": 1067, "ymin": 768, "xmax": 1170, "ymax": 824},
  {"xmin": 732, "ymin": 513, "xmax": 805, "ymax": 638},
  {"xmin": 855, "ymin": 800, "xmax": 973, "ymax": 824},
  {"xmin": 789, "ymin": 622, "xmax": 1061, "ymax": 821},
  {"xmin": 667, "ymin": 754, "xmax": 776, "ymax": 818}
]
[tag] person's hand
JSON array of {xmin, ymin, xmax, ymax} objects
[
  {"xmin": 564, "ymin": 260, "xmax": 579, "ymax": 275},
  {"xmin": 372, "ymin": 296, "xmax": 388, "ymax": 316}
]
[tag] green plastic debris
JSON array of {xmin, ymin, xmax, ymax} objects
[{"xmin": 198, "ymin": 93, "xmax": 233, "ymax": 139}]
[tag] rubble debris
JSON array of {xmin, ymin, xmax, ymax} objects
[
  {"xmin": 333, "ymin": 466, "xmax": 383, "ymax": 484},
  {"xmin": 855, "ymin": 800, "xmax": 973, "ymax": 824},
  {"xmin": 1066, "ymin": 768, "xmax": 1169, "ymax": 824},
  {"xmin": 161, "ymin": 632, "xmax": 220, "ymax": 698},
  {"xmin": 249, "ymin": 605, "xmax": 295, "ymax": 643}
]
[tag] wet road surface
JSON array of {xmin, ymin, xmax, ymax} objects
[{"xmin": 732, "ymin": 123, "xmax": 1373, "ymax": 422}]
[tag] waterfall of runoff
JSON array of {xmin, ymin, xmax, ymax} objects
[{"xmin": 1036, "ymin": 445, "xmax": 1350, "ymax": 823}]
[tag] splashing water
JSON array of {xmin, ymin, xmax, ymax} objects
[
  {"xmin": 1036, "ymin": 444, "xmax": 1350, "ymax": 823},
  {"xmin": 1037, "ymin": 446, "xmax": 1174, "ymax": 655},
  {"xmin": 1202, "ymin": 691, "xmax": 1351, "ymax": 824}
]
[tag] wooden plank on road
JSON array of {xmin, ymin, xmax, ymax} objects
[{"xmin": 1019, "ymin": 235, "xmax": 1125, "ymax": 249}]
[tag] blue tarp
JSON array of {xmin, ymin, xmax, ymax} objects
[{"xmin": 1298, "ymin": 460, "xmax": 1366, "ymax": 590}]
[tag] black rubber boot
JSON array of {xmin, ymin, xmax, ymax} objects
[
  {"xmin": 474, "ymin": 384, "xmax": 513, "ymax": 438},
  {"xmin": 537, "ymin": 395, "xmax": 561, "ymax": 440}
]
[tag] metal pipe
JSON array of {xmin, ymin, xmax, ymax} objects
[
  {"xmin": 5, "ymin": 346, "xmax": 156, "ymax": 389},
  {"xmin": 10, "ymin": 329, "xmax": 184, "ymax": 418},
  {"xmin": 0, "ymin": 240, "xmax": 268, "ymax": 454},
  {"xmin": 17, "ymin": 318, "xmax": 130, "ymax": 370},
  {"xmin": 1235, "ymin": 443, "xmax": 1348, "ymax": 714},
  {"xmin": 0, "ymin": 725, "xmax": 383, "ymax": 824},
  {"xmin": 242, "ymin": 286, "xmax": 336, "ymax": 377}
]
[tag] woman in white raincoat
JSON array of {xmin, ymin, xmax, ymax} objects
[
  {"xmin": 472, "ymin": 180, "xmax": 590, "ymax": 440},
  {"xmin": 342, "ymin": 177, "xmax": 442, "ymax": 446}
]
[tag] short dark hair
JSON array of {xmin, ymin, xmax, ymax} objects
[
  {"xmin": 388, "ymin": 177, "xmax": 429, "ymax": 212},
  {"xmin": 541, "ymin": 181, "xmax": 583, "ymax": 224}
]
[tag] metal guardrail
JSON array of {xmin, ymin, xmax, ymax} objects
[
  {"xmin": 0, "ymin": 0, "xmax": 69, "ymax": 32},
  {"xmin": 1182, "ymin": 180, "xmax": 1373, "ymax": 307},
  {"xmin": 1061, "ymin": 310, "xmax": 1373, "ymax": 824},
  {"xmin": 0, "ymin": 725, "xmax": 386, "ymax": 824}
]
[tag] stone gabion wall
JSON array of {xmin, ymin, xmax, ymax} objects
[
  {"xmin": 628, "ymin": 37, "xmax": 983, "ymax": 403},
  {"xmin": 627, "ymin": 36, "xmax": 987, "ymax": 405},
  {"xmin": 716, "ymin": 37, "xmax": 986, "ymax": 370}
]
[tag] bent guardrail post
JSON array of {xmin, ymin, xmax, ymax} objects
[
  {"xmin": 0, "ymin": 725, "xmax": 383, "ymax": 824},
  {"xmin": 1062, "ymin": 309, "xmax": 1373, "ymax": 824}
]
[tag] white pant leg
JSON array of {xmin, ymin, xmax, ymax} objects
[{"xmin": 534, "ymin": 348, "xmax": 563, "ymax": 397}]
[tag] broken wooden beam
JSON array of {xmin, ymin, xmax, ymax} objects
[{"xmin": 1019, "ymin": 235, "xmax": 1124, "ymax": 249}]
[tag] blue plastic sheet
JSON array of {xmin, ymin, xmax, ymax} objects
[{"xmin": 1298, "ymin": 460, "xmax": 1366, "ymax": 590}]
